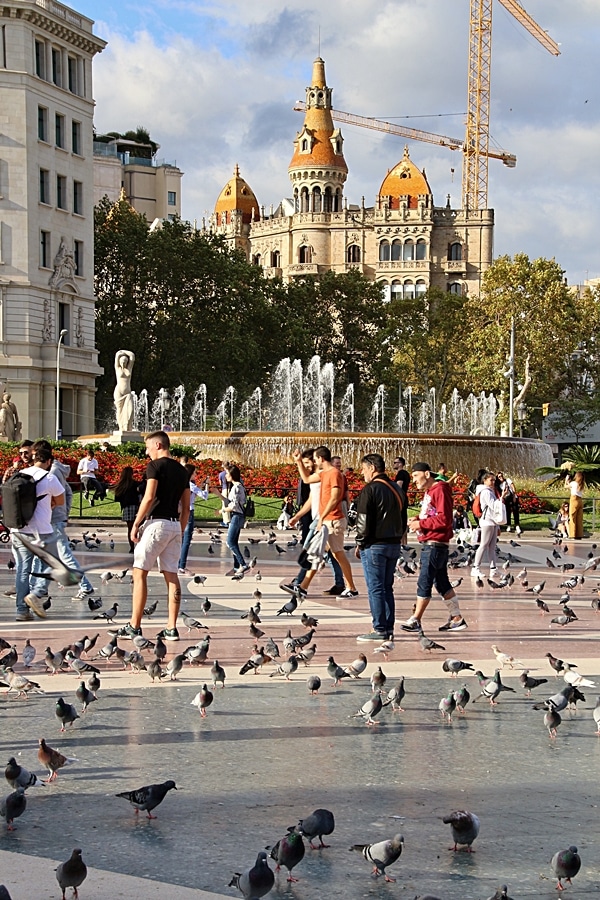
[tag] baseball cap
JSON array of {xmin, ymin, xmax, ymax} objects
[{"xmin": 412, "ymin": 462, "xmax": 432, "ymax": 473}]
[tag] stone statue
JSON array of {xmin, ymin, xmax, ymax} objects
[
  {"xmin": 0, "ymin": 393, "xmax": 22, "ymax": 442},
  {"xmin": 114, "ymin": 350, "xmax": 135, "ymax": 432}
]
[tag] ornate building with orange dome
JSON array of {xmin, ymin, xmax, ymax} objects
[{"xmin": 211, "ymin": 57, "xmax": 493, "ymax": 299}]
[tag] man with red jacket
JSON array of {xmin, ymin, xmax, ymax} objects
[{"xmin": 401, "ymin": 462, "xmax": 467, "ymax": 634}]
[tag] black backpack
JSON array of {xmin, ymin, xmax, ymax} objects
[{"xmin": 1, "ymin": 472, "xmax": 47, "ymax": 529}]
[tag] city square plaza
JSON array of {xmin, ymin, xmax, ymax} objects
[{"xmin": 0, "ymin": 521, "xmax": 598, "ymax": 898}]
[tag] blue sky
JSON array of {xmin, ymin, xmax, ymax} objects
[{"xmin": 75, "ymin": 1, "xmax": 600, "ymax": 284}]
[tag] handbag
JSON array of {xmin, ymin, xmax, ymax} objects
[{"xmin": 243, "ymin": 497, "xmax": 255, "ymax": 518}]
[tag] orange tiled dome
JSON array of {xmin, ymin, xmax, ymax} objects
[
  {"xmin": 289, "ymin": 57, "xmax": 347, "ymax": 173},
  {"xmin": 379, "ymin": 147, "xmax": 431, "ymax": 208},
  {"xmin": 214, "ymin": 165, "xmax": 259, "ymax": 224}
]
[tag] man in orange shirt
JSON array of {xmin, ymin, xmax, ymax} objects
[{"xmin": 290, "ymin": 446, "xmax": 358, "ymax": 598}]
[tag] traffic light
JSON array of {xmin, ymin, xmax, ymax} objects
[{"xmin": 542, "ymin": 403, "xmax": 550, "ymax": 417}]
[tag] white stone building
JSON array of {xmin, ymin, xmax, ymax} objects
[
  {"xmin": 0, "ymin": 0, "xmax": 104, "ymax": 439},
  {"xmin": 212, "ymin": 57, "xmax": 494, "ymax": 298}
]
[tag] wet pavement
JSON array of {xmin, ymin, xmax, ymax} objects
[{"xmin": 1, "ymin": 523, "xmax": 600, "ymax": 899}]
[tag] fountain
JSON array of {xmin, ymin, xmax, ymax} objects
[{"xmin": 81, "ymin": 355, "xmax": 554, "ymax": 475}]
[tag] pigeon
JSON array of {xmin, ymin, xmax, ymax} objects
[
  {"xmin": 550, "ymin": 613, "xmax": 575, "ymax": 627},
  {"xmin": 473, "ymin": 670, "xmax": 516, "ymax": 705},
  {"xmin": 143, "ymin": 600, "xmax": 158, "ymax": 617},
  {"xmin": 240, "ymin": 647, "xmax": 268, "ymax": 676},
  {"xmin": 519, "ymin": 670, "xmax": 548, "ymax": 696},
  {"xmin": 276, "ymin": 596, "xmax": 298, "ymax": 616},
  {"xmin": 147, "ymin": 658, "xmax": 166, "ymax": 682},
  {"xmin": 87, "ymin": 595, "xmax": 102, "ymax": 612},
  {"xmin": 56, "ymin": 848, "xmax": 87, "ymax": 900},
  {"xmin": 82, "ymin": 634, "xmax": 100, "ymax": 655},
  {"xmin": 229, "ymin": 850, "xmax": 275, "ymax": 900},
  {"xmin": 292, "ymin": 628, "xmax": 316, "ymax": 650},
  {"xmin": 14, "ymin": 534, "xmax": 130, "ymax": 586},
  {"xmin": 307, "ymin": 674, "xmax": 321, "ymax": 695},
  {"xmin": 544, "ymin": 706, "xmax": 561, "ymax": 738},
  {"xmin": 264, "ymin": 636, "xmax": 279, "ymax": 659},
  {"xmin": 191, "ymin": 684, "xmax": 213, "ymax": 717},
  {"xmin": 350, "ymin": 833, "xmax": 404, "ymax": 881},
  {"xmin": 37, "ymin": 739, "xmax": 77, "ymax": 782},
  {"xmin": 76, "ymin": 681, "xmax": 97, "ymax": 712},
  {"xmin": 166, "ymin": 653, "xmax": 186, "ymax": 681},
  {"xmin": 351, "ymin": 692, "xmax": 384, "ymax": 726},
  {"xmin": 269, "ymin": 656, "xmax": 299, "ymax": 680},
  {"xmin": 486, "ymin": 887, "xmax": 513, "ymax": 900},
  {"xmin": 241, "ymin": 605, "xmax": 261, "ymax": 624},
  {"xmin": 296, "ymin": 808, "xmax": 335, "ymax": 849},
  {"xmin": 22, "ymin": 639, "xmax": 36, "ymax": 668},
  {"xmin": 201, "ymin": 597, "xmax": 212, "ymax": 614},
  {"xmin": 551, "ymin": 846, "xmax": 581, "ymax": 890},
  {"xmin": 95, "ymin": 634, "xmax": 118, "ymax": 660},
  {"xmin": 55, "ymin": 697, "xmax": 79, "ymax": 732},
  {"xmin": 116, "ymin": 780, "xmax": 177, "ymax": 818},
  {"xmin": 382, "ymin": 677, "xmax": 406, "ymax": 712},
  {"xmin": 373, "ymin": 640, "xmax": 395, "ymax": 659},
  {"xmin": 93, "ymin": 602, "xmax": 118, "ymax": 621},
  {"xmin": 0, "ymin": 787, "xmax": 26, "ymax": 831},
  {"xmin": 491, "ymin": 645, "xmax": 524, "ymax": 669},
  {"xmin": 563, "ymin": 664, "xmax": 595, "ymax": 688},
  {"xmin": 64, "ymin": 653, "xmax": 100, "ymax": 677},
  {"xmin": 3, "ymin": 668, "xmax": 44, "ymax": 698},
  {"xmin": 370, "ymin": 666, "xmax": 386, "ymax": 691},
  {"xmin": 87, "ymin": 672, "xmax": 100, "ymax": 696},
  {"xmin": 269, "ymin": 830, "xmax": 305, "ymax": 882},
  {"xmin": 210, "ymin": 660, "xmax": 226, "ymax": 688},
  {"xmin": 536, "ymin": 598, "xmax": 550, "ymax": 614},
  {"xmin": 0, "ymin": 645, "xmax": 17, "ymax": 668},
  {"xmin": 525, "ymin": 580, "xmax": 546, "ymax": 595},
  {"xmin": 442, "ymin": 659, "xmax": 474, "ymax": 676},
  {"xmin": 532, "ymin": 685, "xmax": 580, "ymax": 713},
  {"xmin": 296, "ymin": 643, "xmax": 317, "ymax": 665},
  {"xmin": 443, "ymin": 810, "xmax": 480, "ymax": 851},
  {"xmin": 300, "ymin": 613, "xmax": 319, "ymax": 628},
  {"xmin": 4, "ymin": 758, "xmax": 43, "ymax": 790},
  {"xmin": 100, "ymin": 570, "xmax": 113, "ymax": 584},
  {"xmin": 546, "ymin": 652, "xmax": 574, "ymax": 676},
  {"xmin": 132, "ymin": 635, "xmax": 155, "ymax": 652},
  {"xmin": 344, "ymin": 654, "xmax": 368, "ymax": 678},
  {"xmin": 419, "ymin": 633, "xmax": 446, "ymax": 652},
  {"xmin": 453, "ymin": 684, "xmax": 470, "ymax": 713},
  {"xmin": 439, "ymin": 691, "xmax": 457, "ymax": 722}
]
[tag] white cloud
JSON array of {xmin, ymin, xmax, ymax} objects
[{"xmin": 89, "ymin": 0, "xmax": 600, "ymax": 283}]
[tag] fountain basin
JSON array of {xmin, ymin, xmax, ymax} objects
[{"xmin": 115, "ymin": 431, "xmax": 552, "ymax": 476}]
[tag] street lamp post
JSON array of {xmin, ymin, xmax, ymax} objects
[{"xmin": 55, "ymin": 329, "xmax": 68, "ymax": 440}]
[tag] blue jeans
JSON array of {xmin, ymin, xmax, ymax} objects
[
  {"xmin": 294, "ymin": 521, "xmax": 344, "ymax": 586},
  {"xmin": 12, "ymin": 532, "xmax": 55, "ymax": 614},
  {"xmin": 178, "ymin": 511, "xmax": 194, "ymax": 569},
  {"xmin": 226, "ymin": 512, "xmax": 246, "ymax": 570},
  {"xmin": 416, "ymin": 542, "xmax": 452, "ymax": 600},
  {"xmin": 30, "ymin": 521, "xmax": 93, "ymax": 596},
  {"xmin": 361, "ymin": 543, "xmax": 400, "ymax": 636}
]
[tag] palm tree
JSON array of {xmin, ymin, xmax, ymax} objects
[{"xmin": 536, "ymin": 444, "xmax": 600, "ymax": 487}]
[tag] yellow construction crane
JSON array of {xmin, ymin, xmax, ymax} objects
[
  {"xmin": 465, "ymin": 0, "xmax": 559, "ymax": 211},
  {"xmin": 294, "ymin": 1, "xmax": 558, "ymax": 211}
]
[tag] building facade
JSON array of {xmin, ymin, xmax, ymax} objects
[
  {"xmin": 93, "ymin": 136, "xmax": 183, "ymax": 223},
  {"xmin": 0, "ymin": 0, "xmax": 105, "ymax": 439},
  {"xmin": 211, "ymin": 57, "xmax": 494, "ymax": 298}
]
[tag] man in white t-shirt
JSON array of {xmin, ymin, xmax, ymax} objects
[
  {"xmin": 10, "ymin": 446, "xmax": 64, "ymax": 620},
  {"xmin": 77, "ymin": 448, "xmax": 105, "ymax": 505}
]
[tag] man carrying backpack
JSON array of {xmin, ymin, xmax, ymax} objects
[{"xmin": 9, "ymin": 446, "xmax": 64, "ymax": 620}]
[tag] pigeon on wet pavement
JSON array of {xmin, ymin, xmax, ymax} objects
[
  {"xmin": 544, "ymin": 706, "xmax": 562, "ymax": 738},
  {"xmin": 76, "ymin": 681, "xmax": 97, "ymax": 712},
  {"xmin": 296, "ymin": 808, "xmax": 335, "ymax": 849},
  {"xmin": 519, "ymin": 671, "xmax": 548, "ymax": 696},
  {"xmin": 382, "ymin": 676, "xmax": 406, "ymax": 711},
  {"xmin": 166, "ymin": 653, "xmax": 186, "ymax": 681},
  {"xmin": 307, "ymin": 674, "xmax": 321, "ymax": 694},
  {"xmin": 344, "ymin": 654, "xmax": 367, "ymax": 678},
  {"xmin": 210, "ymin": 660, "xmax": 226, "ymax": 688},
  {"xmin": 191, "ymin": 684, "xmax": 213, "ymax": 716},
  {"xmin": 269, "ymin": 830, "xmax": 305, "ymax": 882},
  {"xmin": 269, "ymin": 656, "xmax": 299, "ymax": 680},
  {"xmin": 551, "ymin": 845, "xmax": 581, "ymax": 890},
  {"xmin": 453, "ymin": 685, "xmax": 470, "ymax": 713},
  {"xmin": 351, "ymin": 692, "xmax": 384, "ymax": 726},
  {"xmin": 55, "ymin": 848, "xmax": 87, "ymax": 900},
  {"xmin": 443, "ymin": 810, "xmax": 480, "ymax": 851},
  {"xmin": 473, "ymin": 670, "xmax": 516, "ymax": 705},
  {"xmin": 350, "ymin": 833, "xmax": 404, "ymax": 881},
  {"xmin": 439, "ymin": 691, "xmax": 457, "ymax": 722},
  {"xmin": 116, "ymin": 779, "xmax": 177, "ymax": 818},
  {"xmin": 229, "ymin": 850, "xmax": 274, "ymax": 900}
]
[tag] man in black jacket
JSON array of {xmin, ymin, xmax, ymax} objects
[{"xmin": 355, "ymin": 453, "xmax": 405, "ymax": 642}]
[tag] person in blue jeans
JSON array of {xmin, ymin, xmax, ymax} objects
[
  {"xmin": 354, "ymin": 453, "xmax": 405, "ymax": 642},
  {"xmin": 223, "ymin": 465, "xmax": 249, "ymax": 576},
  {"xmin": 178, "ymin": 464, "xmax": 209, "ymax": 574}
]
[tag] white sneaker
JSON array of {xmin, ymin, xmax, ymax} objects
[
  {"xmin": 489, "ymin": 564, "xmax": 497, "ymax": 572},
  {"xmin": 506, "ymin": 526, "xmax": 511, "ymax": 532},
  {"xmin": 515, "ymin": 526, "xmax": 522, "ymax": 535},
  {"xmin": 470, "ymin": 567, "xmax": 483, "ymax": 578}
]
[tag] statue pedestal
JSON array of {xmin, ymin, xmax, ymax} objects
[{"xmin": 108, "ymin": 430, "xmax": 144, "ymax": 445}]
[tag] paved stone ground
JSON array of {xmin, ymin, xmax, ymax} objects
[{"xmin": 1, "ymin": 522, "xmax": 600, "ymax": 899}]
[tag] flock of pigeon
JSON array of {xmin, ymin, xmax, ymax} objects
[{"xmin": 0, "ymin": 524, "xmax": 598, "ymax": 897}]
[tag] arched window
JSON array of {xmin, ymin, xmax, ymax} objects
[
  {"xmin": 299, "ymin": 245, "xmax": 312, "ymax": 264},
  {"xmin": 449, "ymin": 242, "xmax": 463, "ymax": 261},
  {"xmin": 271, "ymin": 251, "xmax": 280, "ymax": 268},
  {"xmin": 347, "ymin": 245, "xmax": 361, "ymax": 264},
  {"xmin": 301, "ymin": 139, "xmax": 308, "ymax": 152},
  {"xmin": 416, "ymin": 238, "xmax": 427, "ymax": 260},
  {"xmin": 293, "ymin": 189, "xmax": 299, "ymax": 213},
  {"xmin": 333, "ymin": 189, "xmax": 341, "ymax": 212},
  {"xmin": 312, "ymin": 187, "xmax": 322, "ymax": 213},
  {"xmin": 403, "ymin": 239, "xmax": 415, "ymax": 261},
  {"xmin": 391, "ymin": 281, "xmax": 402, "ymax": 300},
  {"xmin": 391, "ymin": 239, "xmax": 402, "ymax": 262},
  {"xmin": 300, "ymin": 188, "xmax": 309, "ymax": 213},
  {"xmin": 252, "ymin": 254, "xmax": 261, "ymax": 267},
  {"xmin": 404, "ymin": 280, "xmax": 415, "ymax": 299},
  {"xmin": 379, "ymin": 240, "xmax": 390, "ymax": 262},
  {"xmin": 323, "ymin": 187, "xmax": 333, "ymax": 212},
  {"xmin": 415, "ymin": 280, "xmax": 427, "ymax": 296},
  {"xmin": 448, "ymin": 282, "xmax": 462, "ymax": 295}
]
